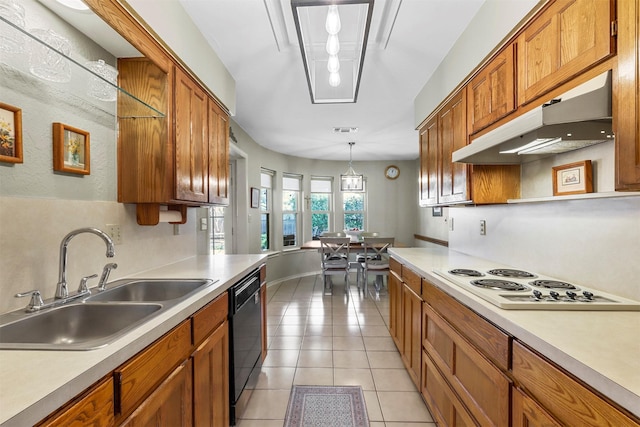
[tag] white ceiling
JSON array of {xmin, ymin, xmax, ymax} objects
[{"xmin": 176, "ymin": 0, "xmax": 486, "ymax": 161}]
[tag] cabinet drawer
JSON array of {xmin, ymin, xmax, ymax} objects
[
  {"xmin": 390, "ymin": 257, "xmax": 402, "ymax": 276},
  {"xmin": 423, "ymin": 279, "xmax": 510, "ymax": 370},
  {"xmin": 512, "ymin": 386, "xmax": 562, "ymax": 427},
  {"xmin": 193, "ymin": 292, "xmax": 228, "ymax": 345},
  {"xmin": 115, "ymin": 320, "xmax": 192, "ymax": 418},
  {"xmin": 423, "ymin": 303, "xmax": 511, "ymax": 427},
  {"xmin": 402, "ymin": 266, "xmax": 421, "ymax": 295},
  {"xmin": 422, "ymin": 350, "xmax": 478, "ymax": 427},
  {"xmin": 39, "ymin": 377, "xmax": 114, "ymax": 427},
  {"xmin": 512, "ymin": 341, "xmax": 640, "ymax": 427}
]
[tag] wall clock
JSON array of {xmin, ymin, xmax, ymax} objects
[{"xmin": 385, "ymin": 165, "xmax": 400, "ymax": 180}]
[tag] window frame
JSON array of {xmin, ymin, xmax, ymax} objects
[
  {"xmin": 282, "ymin": 172, "xmax": 303, "ymax": 248},
  {"xmin": 310, "ymin": 176, "xmax": 333, "ymax": 239},
  {"xmin": 260, "ymin": 168, "xmax": 275, "ymax": 252}
]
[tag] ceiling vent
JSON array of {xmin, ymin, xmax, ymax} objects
[{"xmin": 333, "ymin": 127, "xmax": 359, "ymax": 134}]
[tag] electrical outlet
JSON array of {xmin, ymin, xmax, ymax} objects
[
  {"xmin": 480, "ymin": 220, "xmax": 486, "ymax": 235},
  {"xmin": 200, "ymin": 217, "xmax": 208, "ymax": 231},
  {"xmin": 105, "ymin": 224, "xmax": 122, "ymax": 244}
]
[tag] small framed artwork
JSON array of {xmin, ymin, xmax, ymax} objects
[
  {"xmin": 250, "ymin": 187, "xmax": 260, "ymax": 209},
  {"xmin": 53, "ymin": 122, "xmax": 90, "ymax": 175},
  {"xmin": 552, "ymin": 160, "xmax": 593, "ymax": 196},
  {"xmin": 0, "ymin": 102, "xmax": 23, "ymax": 164}
]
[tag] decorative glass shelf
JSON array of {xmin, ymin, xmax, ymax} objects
[{"xmin": 0, "ymin": 16, "xmax": 165, "ymax": 119}]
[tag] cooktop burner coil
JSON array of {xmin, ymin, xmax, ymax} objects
[
  {"xmin": 470, "ymin": 279, "xmax": 529, "ymax": 291},
  {"xmin": 488, "ymin": 268, "xmax": 536, "ymax": 278},
  {"xmin": 448, "ymin": 269, "xmax": 484, "ymax": 277},
  {"xmin": 529, "ymin": 280, "xmax": 579, "ymax": 290}
]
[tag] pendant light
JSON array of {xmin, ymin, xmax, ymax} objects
[{"xmin": 340, "ymin": 142, "xmax": 364, "ymax": 191}]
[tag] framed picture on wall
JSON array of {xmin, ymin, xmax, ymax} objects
[
  {"xmin": 251, "ymin": 187, "xmax": 260, "ymax": 208},
  {"xmin": 552, "ymin": 160, "xmax": 593, "ymax": 196},
  {"xmin": 0, "ymin": 102, "xmax": 23, "ymax": 164},
  {"xmin": 53, "ymin": 122, "xmax": 90, "ymax": 175}
]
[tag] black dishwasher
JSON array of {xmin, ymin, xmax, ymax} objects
[{"xmin": 228, "ymin": 269, "xmax": 262, "ymax": 425}]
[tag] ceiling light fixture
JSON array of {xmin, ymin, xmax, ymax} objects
[
  {"xmin": 340, "ymin": 142, "xmax": 364, "ymax": 192},
  {"xmin": 291, "ymin": 0, "xmax": 374, "ymax": 104}
]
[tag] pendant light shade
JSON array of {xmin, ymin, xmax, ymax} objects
[{"xmin": 340, "ymin": 142, "xmax": 364, "ymax": 191}]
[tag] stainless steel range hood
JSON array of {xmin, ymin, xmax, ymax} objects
[{"xmin": 452, "ymin": 71, "xmax": 613, "ymax": 165}]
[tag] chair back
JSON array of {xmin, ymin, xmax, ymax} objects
[
  {"xmin": 319, "ymin": 237, "xmax": 350, "ymax": 269},
  {"xmin": 361, "ymin": 232, "xmax": 379, "ymax": 238},
  {"xmin": 362, "ymin": 237, "xmax": 394, "ymax": 270},
  {"xmin": 321, "ymin": 231, "xmax": 347, "ymax": 237}
]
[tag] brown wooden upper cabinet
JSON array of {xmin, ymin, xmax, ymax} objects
[
  {"xmin": 516, "ymin": 0, "xmax": 615, "ymax": 106},
  {"xmin": 615, "ymin": 0, "xmax": 640, "ymax": 191},
  {"xmin": 467, "ymin": 43, "xmax": 516, "ymax": 134},
  {"xmin": 118, "ymin": 60, "xmax": 230, "ymax": 224}
]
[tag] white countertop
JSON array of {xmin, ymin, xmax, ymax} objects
[
  {"xmin": 0, "ymin": 254, "xmax": 267, "ymax": 427},
  {"xmin": 388, "ymin": 246, "xmax": 640, "ymax": 419}
]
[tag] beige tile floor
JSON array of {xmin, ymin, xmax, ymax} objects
[{"xmin": 236, "ymin": 274, "xmax": 435, "ymax": 427}]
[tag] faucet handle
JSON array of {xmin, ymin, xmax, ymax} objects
[
  {"xmin": 15, "ymin": 290, "xmax": 45, "ymax": 312},
  {"xmin": 78, "ymin": 274, "xmax": 98, "ymax": 293},
  {"xmin": 98, "ymin": 263, "xmax": 118, "ymax": 291}
]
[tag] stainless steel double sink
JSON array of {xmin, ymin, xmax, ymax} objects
[{"xmin": 0, "ymin": 279, "xmax": 217, "ymax": 350}]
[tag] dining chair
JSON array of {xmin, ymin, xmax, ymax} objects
[
  {"xmin": 321, "ymin": 231, "xmax": 347, "ymax": 237},
  {"xmin": 319, "ymin": 237, "xmax": 351, "ymax": 295},
  {"xmin": 360, "ymin": 237, "xmax": 395, "ymax": 296}
]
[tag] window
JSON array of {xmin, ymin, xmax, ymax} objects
[
  {"xmin": 343, "ymin": 190, "xmax": 365, "ymax": 231},
  {"xmin": 310, "ymin": 176, "xmax": 333, "ymax": 239},
  {"xmin": 210, "ymin": 206, "xmax": 226, "ymax": 254},
  {"xmin": 282, "ymin": 173, "xmax": 302, "ymax": 247},
  {"xmin": 260, "ymin": 169, "xmax": 274, "ymax": 251}
]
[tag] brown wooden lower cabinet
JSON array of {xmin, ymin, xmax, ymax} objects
[
  {"xmin": 512, "ymin": 386, "xmax": 562, "ymax": 427},
  {"xmin": 37, "ymin": 377, "xmax": 115, "ymax": 427},
  {"xmin": 120, "ymin": 359, "xmax": 193, "ymax": 427},
  {"xmin": 402, "ymin": 283, "xmax": 422, "ymax": 387},
  {"xmin": 512, "ymin": 341, "xmax": 640, "ymax": 427},
  {"xmin": 422, "ymin": 303, "xmax": 511, "ymax": 426},
  {"xmin": 388, "ymin": 268, "xmax": 403, "ymax": 352},
  {"xmin": 422, "ymin": 350, "xmax": 477, "ymax": 427},
  {"xmin": 192, "ymin": 320, "xmax": 229, "ymax": 427}
]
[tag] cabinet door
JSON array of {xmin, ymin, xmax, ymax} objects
[
  {"xmin": 419, "ymin": 116, "xmax": 438, "ymax": 206},
  {"xmin": 438, "ymin": 90, "xmax": 470, "ymax": 205},
  {"xmin": 615, "ymin": 0, "xmax": 640, "ymax": 190},
  {"xmin": 467, "ymin": 44, "xmax": 516, "ymax": 134},
  {"xmin": 423, "ymin": 304, "xmax": 511, "ymax": 427},
  {"xmin": 388, "ymin": 271, "xmax": 404, "ymax": 352},
  {"xmin": 175, "ymin": 67, "xmax": 209, "ymax": 203},
  {"xmin": 120, "ymin": 359, "xmax": 193, "ymax": 427},
  {"xmin": 422, "ymin": 350, "xmax": 478, "ymax": 427},
  {"xmin": 517, "ymin": 0, "xmax": 614, "ymax": 106},
  {"xmin": 512, "ymin": 387, "xmax": 562, "ymax": 427},
  {"xmin": 193, "ymin": 321, "xmax": 229, "ymax": 427},
  {"xmin": 38, "ymin": 377, "xmax": 114, "ymax": 427},
  {"xmin": 402, "ymin": 284, "xmax": 422, "ymax": 388},
  {"xmin": 512, "ymin": 341, "xmax": 639, "ymax": 426},
  {"xmin": 208, "ymin": 99, "xmax": 230, "ymax": 204}
]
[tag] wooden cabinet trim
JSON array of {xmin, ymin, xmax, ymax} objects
[
  {"xmin": 192, "ymin": 292, "xmax": 228, "ymax": 346},
  {"xmin": 401, "ymin": 284, "xmax": 422, "ymax": 387},
  {"xmin": 423, "ymin": 279, "xmax": 511, "ymax": 370},
  {"xmin": 115, "ymin": 320, "xmax": 192, "ymax": 419},
  {"xmin": 512, "ymin": 386, "xmax": 563, "ymax": 427},
  {"xmin": 402, "ymin": 266, "xmax": 422, "ymax": 295},
  {"xmin": 512, "ymin": 341, "xmax": 640, "ymax": 427}
]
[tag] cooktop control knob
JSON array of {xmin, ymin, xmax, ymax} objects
[
  {"xmin": 583, "ymin": 291, "xmax": 594, "ymax": 300},
  {"xmin": 549, "ymin": 291, "xmax": 560, "ymax": 300},
  {"xmin": 532, "ymin": 290, "xmax": 543, "ymax": 300},
  {"xmin": 566, "ymin": 291, "xmax": 577, "ymax": 300}
]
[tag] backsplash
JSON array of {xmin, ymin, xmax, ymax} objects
[
  {"xmin": 0, "ymin": 197, "xmax": 198, "ymax": 314},
  {"xmin": 447, "ymin": 195, "xmax": 640, "ymax": 301}
]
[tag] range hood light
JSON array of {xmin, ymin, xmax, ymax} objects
[
  {"xmin": 499, "ymin": 138, "xmax": 561, "ymax": 155},
  {"xmin": 516, "ymin": 138, "xmax": 563, "ymax": 155}
]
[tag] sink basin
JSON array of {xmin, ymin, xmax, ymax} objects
[
  {"xmin": 87, "ymin": 279, "xmax": 215, "ymax": 302},
  {"xmin": 0, "ymin": 303, "xmax": 162, "ymax": 350}
]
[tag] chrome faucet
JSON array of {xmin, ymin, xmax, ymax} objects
[
  {"xmin": 56, "ymin": 228, "xmax": 115, "ymax": 299},
  {"xmin": 98, "ymin": 263, "xmax": 118, "ymax": 291}
]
